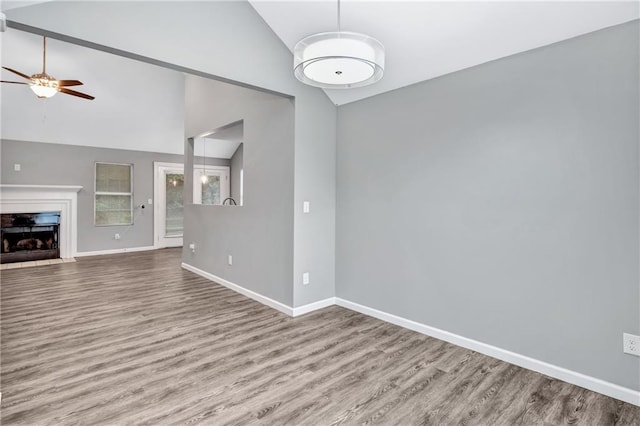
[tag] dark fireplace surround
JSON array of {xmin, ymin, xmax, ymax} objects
[{"xmin": 1, "ymin": 212, "xmax": 61, "ymax": 264}]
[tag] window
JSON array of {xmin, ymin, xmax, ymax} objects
[{"xmin": 95, "ymin": 162, "xmax": 133, "ymax": 226}]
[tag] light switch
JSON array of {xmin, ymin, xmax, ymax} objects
[
  {"xmin": 303, "ymin": 201, "xmax": 310, "ymax": 213},
  {"xmin": 13, "ymin": 164, "xmax": 21, "ymax": 171}
]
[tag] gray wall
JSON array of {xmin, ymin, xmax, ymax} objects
[
  {"xmin": 184, "ymin": 75, "xmax": 295, "ymax": 306},
  {"xmin": 230, "ymin": 143, "xmax": 244, "ymax": 203},
  {"xmin": 336, "ymin": 21, "xmax": 639, "ymax": 391},
  {"xmin": 1, "ymin": 139, "xmax": 184, "ymax": 252},
  {"xmin": 293, "ymin": 86, "xmax": 337, "ymax": 307}
]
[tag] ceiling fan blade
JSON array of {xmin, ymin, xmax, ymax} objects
[
  {"xmin": 59, "ymin": 87, "xmax": 95, "ymax": 100},
  {"xmin": 2, "ymin": 67, "xmax": 32, "ymax": 81},
  {"xmin": 1, "ymin": 81, "xmax": 29, "ymax": 85},
  {"xmin": 57, "ymin": 79, "xmax": 83, "ymax": 87}
]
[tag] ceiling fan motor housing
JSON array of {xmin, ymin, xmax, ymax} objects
[{"xmin": 32, "ymin": 73, "xmax": 58, "ymax": 86}]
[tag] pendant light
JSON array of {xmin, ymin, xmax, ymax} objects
[
  {"xmin": 293, "ymin": 0, "xmax": 385, "ymax": 89},
  {"xmin": 200, "ymin": 139, "xmax": 208, "ymax": 184}
]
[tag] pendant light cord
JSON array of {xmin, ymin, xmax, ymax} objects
[{"xmin": 337, "ymin": 0, "xmax": 341, "ymax": 32}]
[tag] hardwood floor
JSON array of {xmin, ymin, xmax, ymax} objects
[{"xmin": 1, "ymin": 248, "xmax": 638, "ymax": 425}]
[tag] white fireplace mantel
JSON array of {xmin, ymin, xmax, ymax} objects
[
  {"xmin": 0, "ymin": 184, "xmax": 83, "ymax": 258},
  {"xmin": 0, "ymin": 184, "xmax": 83, "ymax": 193}
]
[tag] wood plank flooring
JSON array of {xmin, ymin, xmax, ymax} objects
[{"xmin": 1, "ymin": 248, "xmax": 638, "ymax": 425}]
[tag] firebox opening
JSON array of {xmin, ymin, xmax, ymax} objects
[{"xmin": 1, "ymin": 212, "xmax": 61, "ymax": 264}]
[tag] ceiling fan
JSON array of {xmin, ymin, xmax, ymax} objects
[{"xmin": 1, "ymin": 36, "xmax": 95, "ymax": 100}]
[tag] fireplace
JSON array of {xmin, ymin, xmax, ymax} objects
[
  {"xmin": 0, "ymin": 184, "xmax": 82, "ymax": 260},
  {"xmin": 1, "ymin": 212, "xmax": 61, "ymax": 263}
]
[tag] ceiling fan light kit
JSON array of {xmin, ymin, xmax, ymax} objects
[
  {"xmin": 293, "ymin": 0, "xmax": 385, "ymax": 89},
  {"xmin": 30, "ymin": 73, "xmax": 59, "ymax": 98}
]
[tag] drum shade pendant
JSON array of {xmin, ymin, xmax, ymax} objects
[{"xmin": 293, "ymin": 0, "xmax": 385, "ymax": 89}]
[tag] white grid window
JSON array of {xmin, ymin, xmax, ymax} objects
[{"xmin": 95, "ymin": 163, "xmax": 133, "ymax": 226}]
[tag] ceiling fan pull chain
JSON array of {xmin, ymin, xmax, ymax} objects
[{"xmin": 41, "ymin": 97, "xmax": 47, "ymax": 126}]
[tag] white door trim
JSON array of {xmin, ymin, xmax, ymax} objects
[{"xmin": 154, "ymin": 162, "xmax": 184, "ymax": 249}]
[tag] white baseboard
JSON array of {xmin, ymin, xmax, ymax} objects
[
  {"xmin": 292, "ymin": 297, "xmax": 336, "ymax": 317},
  {"xmin": 174, "ymin": 263, "xmax": 640, "ymax": 406},
  {"xmin": 75, "ymin": 245, "xmax": 156, "ymax": 257},
  {"xmin": 181, "ymin": 263, "xmax": 338, "ymax": 318},
  {"xmin": 335, "ymin": 297, "xmax": 640, "ymax": 407},
  {"xmin": 181, "ymin": 262, "xmax": 294, "ymax": 316}
]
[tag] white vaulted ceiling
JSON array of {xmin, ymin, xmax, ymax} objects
[
  {"xmin": 250, "ymin": 1, "xmax": 639, "ymax": 105},
  {"xmin": 2, "ymin": 1, "xmax": 639, "ymax": 106},
  {"xmin": 0, "ymin": 28, "xmax": 186, "ymax": 154}
]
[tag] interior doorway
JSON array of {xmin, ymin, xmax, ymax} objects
[{"xmin": 154, "ymin": 162, "xmax": 184, "ymax": 248}]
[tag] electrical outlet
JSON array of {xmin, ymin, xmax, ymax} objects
[
  {"xmin": 114, "ymin": 233, "xmax": 121, "ymax": 240},
  {"xmin": 303, "ymin": 201, "xmax": 310, "ymax": 213},
  {"xmin": 13, "ymin": 164, "xmax": 21, "ymax": 171},
  {"xmin": 623, "ymin": 333, "xmax": 640, "ymax": 356},
  {"xmin": 302, "ymin": 272, "xmax": 310, "ymax": 285},
  {"xmin": 188, "ymin": 243, "xmax": 195, "ymax": 253},
  {"xmin": 228, "ymin": 255, "xmax": 233, "ymax": 265}
]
